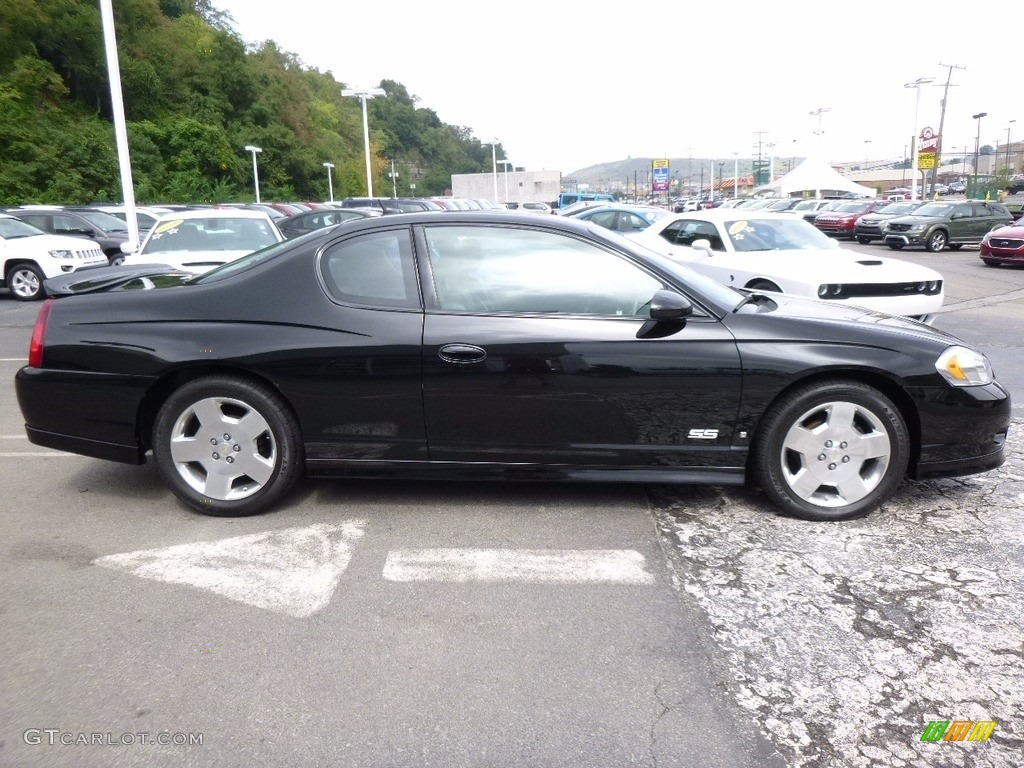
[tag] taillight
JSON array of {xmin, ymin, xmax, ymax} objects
[{"xmin": 28, "ymin": 299, "xmax": 53, "ymax": 368}]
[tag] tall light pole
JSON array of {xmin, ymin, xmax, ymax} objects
[
  {"xmin": 1006, "ymin": 120, "xmax": 1016, "ymax": 174},
  {"xmin": 244, "ymin": 145, "xmax": 262, "ymax": 203},
  {"xmin": 485, "ymin": 140, "xmax": 500, "ymax": 204},
  {"xmin": 496, "ymin": 158, "xmax": 513, "ymax": 205},
  {"xmin": 973, "ymin": 111, "xmax": 987, "ymax": 191},
  {"xmin": 341, "ymin": 86, "xmax": 386, "ymax": 197},
  {"xmin": 323, "ymin": 162, "xmax": 335, "ymax": 202},
  {"xmin": 905, "ymin": 77, "xmax": 934, "ymax": 201},
  {"xmin": 732, "ymin": 152, "xmax": 739, "ymax": 199},
  {"xmin": 388, "ymin": 159, "xmax": 398, "ymax": 198},
  {"xmin": 810, "ymin": 107, "xmax": 831, "ymax": 198},
  {"xmin": 864, "ymin": 139, "xmax": 872, "ymax": 167}
]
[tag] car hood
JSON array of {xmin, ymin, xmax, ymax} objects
[
  {"xmin": 2, "ymin": 232, "xmax": 102, "ymax": 253},
  {"xmin": 985, "ymin": 223, "xmax": 1024, "ymax": 238},
  {"xmin": 739, "ymin": 291, "xmax": 959, "ymax": 347}
]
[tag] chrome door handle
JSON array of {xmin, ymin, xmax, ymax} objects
[{"xmin": 438, "ymin": 344, "xmax": 487, "ymax": 365}]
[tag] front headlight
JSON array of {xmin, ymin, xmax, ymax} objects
[
  {"xmin": 935, "ymin": 346, "xmax": 994, "ymax": 386},
  {"xmin": 48, "ymin": 249, "xmax": 75, "ymax": 260}
]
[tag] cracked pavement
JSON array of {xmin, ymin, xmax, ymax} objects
[{"xmin": 651, "ymin": 419, "xmax": 1022, "ymax": 768}]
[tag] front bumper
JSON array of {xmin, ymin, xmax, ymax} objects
[{"xmin": 912, "ymin": 382, "xmax": 1011, "ymax": 479}]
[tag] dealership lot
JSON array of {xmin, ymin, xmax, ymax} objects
[{"xmin": 1, "ymin": 243, "xmax": 1021, "ymax": 767}]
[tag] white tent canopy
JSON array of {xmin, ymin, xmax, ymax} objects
[{"xmin": 757, "ymin": 157, "xmax": 877, "ymax": 198}]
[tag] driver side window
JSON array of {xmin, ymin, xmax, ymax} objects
[{"xmin": 424, "ymin": 225, "xmax": 665, "ymax": 316}]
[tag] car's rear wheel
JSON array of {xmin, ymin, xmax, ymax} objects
[
  {"xmin": 6, "ymin": 264, "xmax": 45, "ymax": 301},
  {"xmin": 153, "ymin": 375, "xmax": 304, "ymax": 516},
  {"xmin": 925, "ymin": 230, "xmax": 947, "ymax": 252},
  {"xmin": 752, "ymin": 380, "xmax": 909, "ymax": 521}
]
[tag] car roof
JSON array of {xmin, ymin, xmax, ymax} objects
[{"xmin": 152, "ymin": 208, "xmax": 274, "ymax": 221}]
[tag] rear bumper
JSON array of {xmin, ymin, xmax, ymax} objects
[{"xmin": 15, "ymin": 366, "xmax": 151, "ymax": 464}]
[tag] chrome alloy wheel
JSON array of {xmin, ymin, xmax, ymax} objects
[
  {"xmin": 168, "ymin": 396, "xmax": 277, "ymax": 501},
  {"xmin": 9, "ymin": 267, "xmax": 42, "ymax": 299},
  {"xmin": 778, "ymin": 400, "xmax": 892, "ymax": 508}
]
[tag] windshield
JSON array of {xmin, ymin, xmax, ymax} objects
[
  {"xmin": 912, "ymin": 203, "xmax": 955, "ymax": 217},
  {"xmin": 189, "ymin": 235, "xmax": 296, "ymax": 283},
  {"xmin": 724, "ymin": 217, "xmax": 839, "ymax": 252},
  {"xmin": 878, "ymin": 201, "xmax": 920, "ymax": 215},
  {"xmin": 142, "ymin": 217, "xmax": 279, "ymax": 254},
  {"xmin": 0, "ymin": 217, "xmax": 44, "ymax": 239},
  {"xmin": 77, "ymin": 210, "xmax": 129, "ymax": 231},
  {"xmin": 834, "ymin": 202, "xmax": 871, "ymax": 213}
]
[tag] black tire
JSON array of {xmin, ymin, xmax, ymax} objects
[
  {"xmin": 752, "ymin": 380, "xmax": 910, "ymax": 522},
  {"xmin": 6, "ymin": 264, "xmax": 45, "ymax": 301},
  {"xmin": 746, "ymin": 279, "xmax": 782, "ymax": 293},
  {"xmin": 152, "ymin": 375, "xmax": 304, "ymax": 516},
  {"xmin": 856, "ymin": 236, "xmax": 871, "ymax": 245},
  {"xmin": 981, "ymin": 259, "xmax": 1000, "ymax": 267},
  {"xmin": 925, "ymin": 230, "xmax": 947, "ymax": 253},
  {"xmin": 108, "ymin": 253, "xmax": 126, "ymax": 266},
  {"xmin": 947, "ymin": 244, "xmax": 963, "ymax": 251},
  {"xmin": 887, "ymin": 243, "xmax": 904, "ymax": 250}
]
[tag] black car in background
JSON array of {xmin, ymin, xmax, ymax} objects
[
  {"xmin": 339, "ymin": 197, "xmax": 444, "ymax": 214},
  {"xmin": 277, "ymin": 208, "xmax": 376, "ymax": 238},
  {"xmin": 15, "ymin": 212, "xmax": 1009, "ymax": 523},
  {"xmin": 8, "ymin": 206, "xmax": 130, "ymax": 264}
]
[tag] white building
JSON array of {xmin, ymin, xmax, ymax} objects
[{"xmin": 451, "ymin": 170, "xmax": 561, "ymax": 206}]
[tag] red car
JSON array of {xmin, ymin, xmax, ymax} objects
[
  {"xmin": 980, "ymin": 221, "xmax": 1024, "ymax": 266},
  {"xmin": 813, "ymin": 200, "xmax": 886, "ymax": 239}
]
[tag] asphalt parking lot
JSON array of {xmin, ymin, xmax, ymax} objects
[{"xmin": 1, "ymin": 242, "xmax": 1021, "ymax": 767}]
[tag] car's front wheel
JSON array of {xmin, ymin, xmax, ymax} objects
[
  {"xmin": 752, "ymin": 380, "xmax": 909, "ymax": 521},
  {"xmin": 6, "ymin": 264, "xmax": 45, "ymax": 301},
  {"xmin": 925, "ymin": 230, "xmax": 947, "ymax": 252},
  {"xmin": 152, "ymin": 375, "xmax": 304, "ymax": 516},
  {"xmin": 887, "ymin": 242, "xmax": 904, "ymax": 250},
  {"xmin": 856, "ymin": 236, "xmax": 871, "ymax": 244},
  {"xmin": 947, "ymin": 244, "xmax": 963, "ymax": 251}
]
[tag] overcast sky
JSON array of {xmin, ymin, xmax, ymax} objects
[{"xmin": 212, "ymin": 0, "xmax": 1014, "ymax": 173}]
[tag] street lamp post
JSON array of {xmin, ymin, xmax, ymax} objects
[
  {"xmin": 810, "ymin": 107, "xmax": 831, "ymax": 198},
  {"xmin": 484, "ymin": 140, "xmax": 500, "ymax": 205},
  {"xmin": 341, "ymin": 86, "xmax": 386, "ymax": 197},
  {"xmin": 973, "ymin": 111, "xmax": 987, "ymax": 191},
  {"xmin": 244, "ymin": 145, "xmax": 262, "ymax": 203},
  {"xmin": 388, "ymin": 159, "xmax": 398, "ymax": 198},
  {"xmin": 864, "ymin": 139, "xmax": 872, "ymax": 168},
  {"xmin": 496, "ymin": 158, "xmax": 513, "ymax": 205},
  {"xmin": 1006, "ymin": 120, "xmax": 1016, "ymax": 173},
  {"xmin": 323, "ymin": 162, "xmax": 335, "ymax": 202},
  {"xmin": 905, "ymin": 77, "xmax": 935, "ymax": 201},
  {"xmin": 732, "ymin": 152, "xmax": 738, "ymax": 199}
]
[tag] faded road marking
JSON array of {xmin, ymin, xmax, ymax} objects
[
  {"xmin": 383, "ymin": 548, "xmax": 656, "ymax": 584},
  {"xmin": 95, "ymin": 521, "xmax": 367, "ymax": 617}
]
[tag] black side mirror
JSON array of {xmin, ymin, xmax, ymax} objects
[{"xmin": 649, "ymin": 289, "xmax": 693, "ymax": 321}]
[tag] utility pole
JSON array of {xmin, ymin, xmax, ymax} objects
[
  {"xmin": 930, "ymin": 62, "xmax": 964, "ymax": 194},
  {"xmin": 753, "ymin": 130, "xmax": 768, "ymax": 187}
]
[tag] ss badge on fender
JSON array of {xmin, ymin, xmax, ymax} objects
[{"xmin": 688, "ymin": 428, "xmax": 719, "ymax": 440}]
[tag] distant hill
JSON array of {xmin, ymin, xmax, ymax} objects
[{"xmin": 565, "ymin": 157, "xmax": 805, "ymax": 192}]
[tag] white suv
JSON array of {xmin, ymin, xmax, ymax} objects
[{"xmin": 0, "ymin": 213, "xmax": 108, "ymax": 301}]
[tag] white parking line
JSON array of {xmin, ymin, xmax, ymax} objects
[
  {"xmin": 0, "ymin": 452, "xmax": 80, "ymax": 457},
  {"xmin": 0, "ymin": 358, "xmax": 26, "ymax": 362},
  {"xmin": 95, "ymin": 521, "xmax": 368, "ymax": 618},
  {"xmin": 383, "ymin": 549, "xmax": 656, "ymax": 585}
]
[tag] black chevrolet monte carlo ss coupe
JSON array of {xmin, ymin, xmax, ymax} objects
[{"xmin": 15, "ymin": 212, "xmax": 1010, "ymax": 522}]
